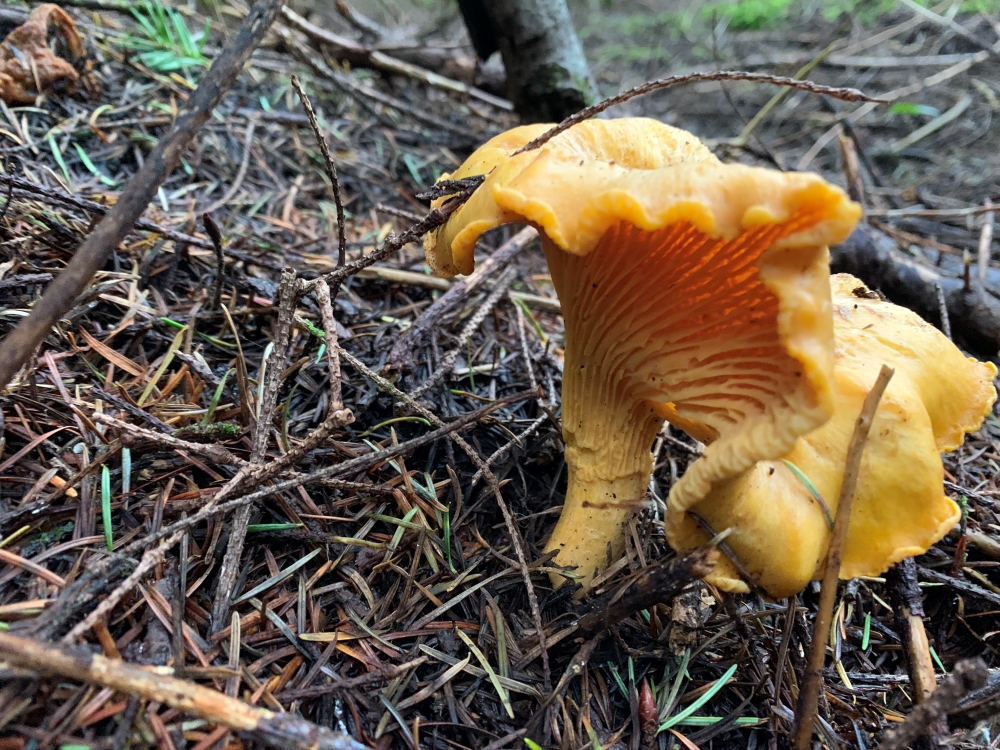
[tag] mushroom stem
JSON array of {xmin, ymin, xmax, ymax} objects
[{"xmin": 544, "ymin": 467, "xmax": 650, "ymax": 592}]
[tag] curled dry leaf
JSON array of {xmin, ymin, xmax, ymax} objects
[{"xmin": 0, "ymin": 4, "xmax": 83, "ymax": 105}]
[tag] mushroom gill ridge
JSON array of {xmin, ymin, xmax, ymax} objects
[{"xmin": 545, "ymin": 212, "xmax": 840, "ymax": 590}]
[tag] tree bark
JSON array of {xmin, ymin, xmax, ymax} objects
[{"xmin": 463, "ymin": 0, "xmax": 597, "ymax": 123}]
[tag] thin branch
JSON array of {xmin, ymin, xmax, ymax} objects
[
  {"xmin": 210, "ymin": 268, "xmax": 298, "ymax": 632},
  {"xmin": 202, "ymin": 213, "xmax": 226, "ymax": 310},
  {"xmin": 0, "ymin": 631, "xmax": 366, "ymax": 750},
  {"xmin": 388, "ymin": 227, "xmax": 537, "ymax": 373},
  {"xmin": 298, "ymin": 189, "xmax": 475, "ymax": 294},
  {"xmin": 887, "ymin": 558, "xmax": 938, "ymax": 704},
  {"xmin": 290, "ymin": 76, "xmax": 347, "ymax": 266},
  {"xmin": 793, "ymin": 364, "xmax": 895, "ymax": 749},
  {"xmin": 312, "ymin": 280, "xmax": 346, "ymax": 409},
  {"xmin": 516, "ymin": 71, "xmax": 886, "ymax": 155},
  {"xmin": 92, "ymin": 413, "xmax": 244, "ymax": 466},
  {"xmin": 409, "ymin": 265, "xmax": 518, "ymax": 399},
  {"xmin": 62, "ymin": 530, "xmax": 185, "ymax": 643}
]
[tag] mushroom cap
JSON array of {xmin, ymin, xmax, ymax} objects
[
  {"xmin": 666, "ymin": 274, "xmax": 998, "ymax": 598},
  {"xmin": 425, "ymin": 119, "xmax": 858, "ymax": 277},
  {"xmin": 424, "ymin": 118, "xmax": 862, "ymax": 590}
]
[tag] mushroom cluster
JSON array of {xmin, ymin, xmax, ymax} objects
[
  {"xmin": 667, "ymin": 273, "xmax": 998, "ymax": 598},
  {"xmin": 425, "ymin": 118, "xmax": 862, "ymax": 593}
]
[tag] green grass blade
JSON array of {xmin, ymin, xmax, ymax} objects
[
  {"xmin": 660, "ymin": 663, "xmax": 737, "ymax": 732},
  {"xmin": 73, "ymin": 144, "xmax": 116, "ymax": 187},
  {"xmin": 607, "ymin": 663, "xmax": 627, "ymax": 696},
  {"xmin": 674, "ymin": 717, "xmax": 763, "ymax": 727},
  {"xmin": 172, "ymin": 11, "xmax": 196, "ymax": 57},
  {"xmin": 202, "ymin": 369, "xmax": 231, "ymax": 425},
  {"xmin": 782, "ymin": 459, "xmax": 834, "ymax": 529},
  {"xmin": 129, "ymin": 5, "xmax": 159, "ymax": 41},
  {"xmin": 47, "ymin": 135, "xmax": 71, "ymax": 184},
  {"xmin": 442, "ymin": 505, "xmax": 454, "ymax": 573},
  {"xmin": 101, "ymin": 465, "xmax": 113, "ymax": 551},
  {"xmin": 232, "ymin": 548, "xmax": 321, "ymax": 605},
  {"xmin": 457, "ymin": 628, "xmax": 514, "ymax": 719},
  {"xmin": 513, "ymin": 295, "xmax": 548, "ymax": 344}
]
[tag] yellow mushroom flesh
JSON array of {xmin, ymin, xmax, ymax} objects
[{"xmin": 666, "ymin": 274, "xmax": 998, "ymax": 598}]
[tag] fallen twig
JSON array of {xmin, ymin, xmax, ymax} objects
[
  {"xmin": 92, "ymin": 413, "xmax": 244, "ymax": 466},
  {"xmin": 280, "ymin": 6, "xmax": 510, "ymax": 111},
  {"xmin": 210, "ymin": 268, "xmax": 298, "ymax": 632},
  {"xmin": 291, "ymin": 75, "xmax": 347, "ymax": 266},
  {"xmin": 887, "ymin": 558, "xmax": 938, "ymax": 704},
  {"xmin": 313, "ymin": 280, "xmax": 346, "ymax": 411},
  {"xmin": 793, "ymin": 364, "xmax": 894, "ymax": 750},
  {"xmin": 62, "ymin": 529, "xmax": 185, "ymax": 643},
  {"xmin": 409, "ymin": 265, "xmax": 518, "ymax": 399},
  {"xmin": 0, "ymin": 0, "xmax": 287, "ymax": 390},
  {"xmin": 298, "ymin": 189, "xmax": 476, "ymax": 294},
  {"xmin": 0, "ymin": 631, "xmax": 367, "ymax": 750}
]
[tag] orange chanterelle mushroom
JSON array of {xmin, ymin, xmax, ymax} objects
[
  {"xmin": 667, "ymin": 273, "xmax": 998, "ymax": 598},
  {"xmin": 424, "ymin": 118, "xmax": 861, "ymax": 593}
]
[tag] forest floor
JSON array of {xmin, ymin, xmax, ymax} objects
[{"xmin": 0, "ymin": 1, "xmax": 999, "ymax": 749}]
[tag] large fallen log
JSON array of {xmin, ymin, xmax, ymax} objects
[{"xmin": 831, "ymin": 223, "xmax": 1000, "ymax": 360}]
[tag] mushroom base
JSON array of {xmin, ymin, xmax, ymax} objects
[{"xmin": 544, "ymin": 468, "xmax": 650, "ymax": 594}]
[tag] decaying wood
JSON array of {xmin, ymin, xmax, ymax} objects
[
  {"xmin": 876, "ymin": 659, "xmax": 988, "ymax": 750},
  {"xmin": 887, "ymin": 558, "xmax": 938, "ymax": 703},
  {"xmin": 0, "ymin": 631, "xmax": 366, "ymax": 750},
  {"xmin": 280, "ymin": 6, "xmax": 509, "ymax": 110},
  {"xmin": 831, "ymin": 224, "xmax": 1000, "ymax": 358},
  {"xmin": 887, "ymin": 557, "xmax": 942, "ymax": 748}
]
